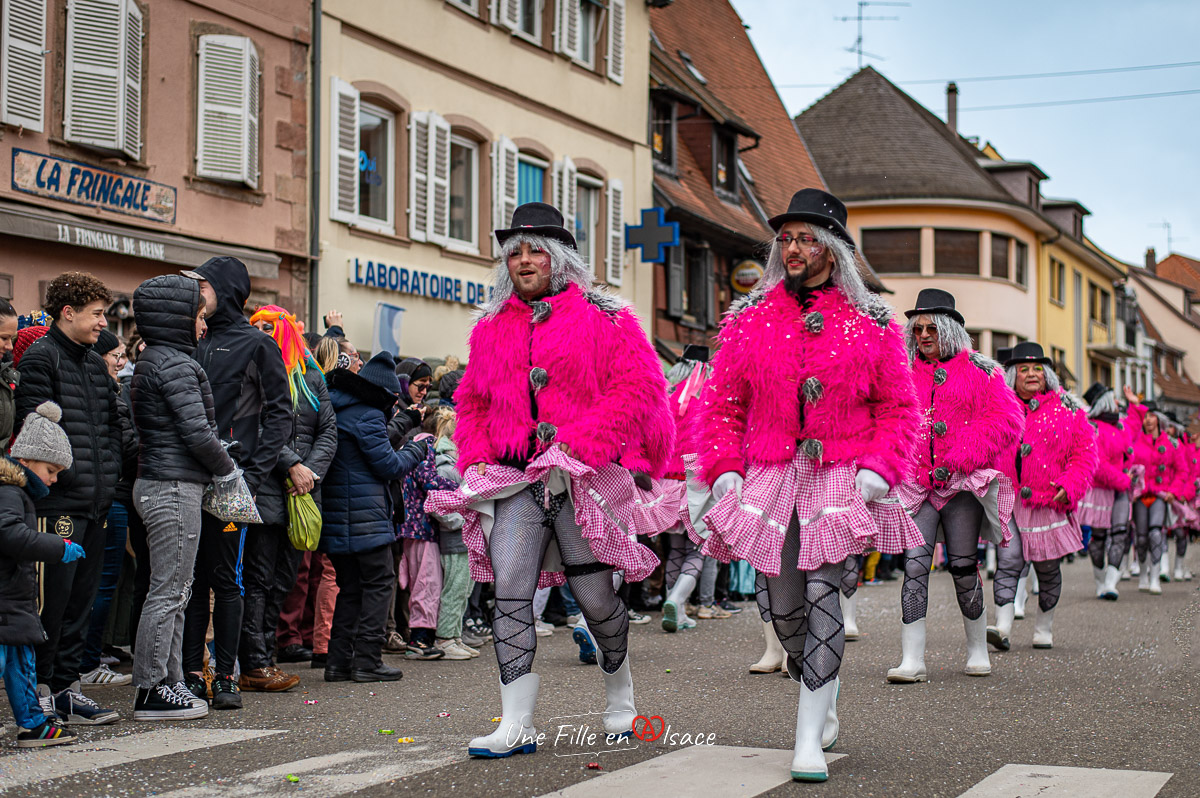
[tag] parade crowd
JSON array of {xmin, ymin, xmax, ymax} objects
[{"xmin": 0, "ymin": 192, "xmax": 1194, "ymax": 785}]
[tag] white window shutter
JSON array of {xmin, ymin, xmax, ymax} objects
[
  {"xmin": 606, "ymin": 178, "xmax": 624, "ymax": 286},
  {"xmin": 491, "ymin": 134, "xmax": 519, "ymax": 257},
  {"xmin": 555, "ymin": 0, "xmax": 580, "ymax": 58},
  {"xmin": 64, "ymin": 0, "xmax": 123, "ymax": 152},
  {"xmin": 427, "ymin": 112, "xmax": 451, "ymax": 245},
  {"xmin": 330, "ymin": 76, "xmax": 360, "ymax": 225},
  {"xmin": 499, "ymin": 0, "xmax": 520, "ymax": 30},
  {"xmin": 554, "ymin": 156, "xmax": 576, "ymax": 239},
  {"xmin": 1, "ymin": 0, "xmax": 47, "ymax": 131},
  {"xmin": 121, "ymin": 0, "xmax": 142, "ymax": 160},
  {"xmin": 606, "ymin": 0, "xmax": 625, "ymax": 83},
  {"xmin": 245, "ymin": 45, "xmax": 260, "ymax": 189},
  {"xmin": 196, "ymin": 35, "xmax": 250, "ymax": 184},
  {"xmin": 408, "ymin": 110, "xmax": 430, "ymax": 239}
]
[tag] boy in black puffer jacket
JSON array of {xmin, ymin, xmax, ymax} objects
[{"xmin": 1, "ymin": 402, "xmax": 83, "ymax": 747}]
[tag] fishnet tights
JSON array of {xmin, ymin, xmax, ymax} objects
[
  {"xmin": 1133, "ymin": 498, "xmax": 1167, "ymax": 564},
  {"xmin": 489, "ymin": 486, "xmax": 628, "ymax": 684},
  {"xmin": 840, "ymin": 555, "xmax": 863, "ymax": 598},
  {"xmin": 901, "ymin": 493, "xmax": 986, "ymax": 623},
  {"xmin": 994, "ymin": 525, "xmax": 1063, "ymax": 612},
  {"xmin": 765, "ymin": 513, "xmax": 845, "ymax": 691},
  {"xmin": 663, "ymin": 531, "xmax": 704, "ymax": 590},
  {"xmin": 1088, "ymin": 492, "xmax": 1131, "ymax": 569}
]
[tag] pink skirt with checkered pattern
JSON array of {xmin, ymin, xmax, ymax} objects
[
  {"xmin": 893, "ymin": 468, "xmax": 1015, "ymax": 546},
  {"xmin": 424, "ymin": 448, "xmax": 660, "ymax": 589},
  {"xmin": 1077, "ymin": 487, "xmax": 1118, "ymax": 528},
  {"xmin": 631, "ymin": 478, "xmax": 688, "ymax": 537},
  {"xmin": 1169, "ymin": 499, "xmax": 1200, "ymax": 530},
  {"xmin": 1013, "ymin": 503, "xmax": 1083, "ymax": 562},
  {"xmin": 700, "ymin": 454, "xmax": 924, "ymax": 575}
]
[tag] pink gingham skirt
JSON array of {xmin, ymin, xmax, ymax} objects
[
  {"xmin": 894, "ymin": 468, "xmax": 1015, "ymax": 546},
  {"xmin": 1013, "ymin": 503, "xmax": 1083, "ymax": 562},
  {"xmin": 700, "ymin": 454, "xmax": 923, "ymax": 575},
  {"xmin": 631, "ymin": 478, "xmax": 688, "ymax": 537},
  {"xmin": 424, "ymin": 448, "xmax": 659, "ymax": 588},
  {"xmin": 1169, "ymin": 499, "xmax": 1200, "ymax": 530},
  {"xmin": 1077, "ymin": 487, "xmax": 1118, "ymax": 528}
]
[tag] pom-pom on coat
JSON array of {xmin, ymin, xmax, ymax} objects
[{"xmin": 1000, "ymin": 389, "xmax": 1098, "ymax": 511}]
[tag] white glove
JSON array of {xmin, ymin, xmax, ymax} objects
[
  {"xmin": 855, "ymin": 468, "xmax": 889, "ymax": 503},
  {"xmin": 712, "ymin": 471, "xmax": 744, "ymax": 502}
]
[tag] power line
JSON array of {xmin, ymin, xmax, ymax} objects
[
  {"xmin": 959, "ymin": 87, "xmax": 1200, "ymax": 112},
  {"xmin": 775, "ymin": 59, "xmax": 1200, "ymax": 89}
]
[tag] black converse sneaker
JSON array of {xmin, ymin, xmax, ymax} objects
[
  {"xmin": 170, "ymin": 681, "xmax": 209, "ymax": 710},
  {"xmin": 133, "ymin": 682, "xmax": 209, "ymax": 721}
]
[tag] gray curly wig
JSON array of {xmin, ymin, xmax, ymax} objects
[
  {"xmin": 1086, "ymin": 389, "xmax": 1118, "ymax": 417},
  {"xmin": 1005, "ymin": 364, "xmax": 1061, "ymax": 393},
  {"xmin": 904, "ymin": 313, "xmax": 973, "ymax": 362},
  {"xmin": 479, "ymin": 233, "xmax": 618, "ymax": 318}
]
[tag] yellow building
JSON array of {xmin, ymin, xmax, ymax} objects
[{"xmin": 317, "ymin": 0, "xmax": 651, "ymax": 359}]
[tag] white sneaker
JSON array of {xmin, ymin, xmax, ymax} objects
[
  {"xmin": 565, "ymin": 614, "xmax": 582, "ymax": 626},
  {"xmin": 435, "ymin": 638, "xmax": 473, "ymax": 660},
  {"xmin": 80, "ymin": 664, "xmax": 133, "ymax": 687},
  {"xmin": 534, "ymin": 619, "xmax": 554, "ymax": 637},
  {"xmin": 455, "ymin": 638, "xmax": 481, "ymax": 658},
  {"xmin": 627, "ymin": 610, "xmax": 651, "ymax": 625}
]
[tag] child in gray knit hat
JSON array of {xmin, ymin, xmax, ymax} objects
[{"xmin": 0, "ymin": 401, "xmax": 84, "ymax": 748}]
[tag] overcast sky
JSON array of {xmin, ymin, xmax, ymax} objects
[{"xmin": 728, "ymin": 0, "xmax": 1200, "ymax": 267}]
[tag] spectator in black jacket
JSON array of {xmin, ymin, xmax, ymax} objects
[
  {"xmin": 180, "ymin": 257, "xmax": 291, "ymax": 710},
  {"xmin": 14, "ymin": 272, "xmax": 123, "ymax": 726},
  {"xmin": 130, "ymin": 274, "xmax": 236, "ymax": 720}
]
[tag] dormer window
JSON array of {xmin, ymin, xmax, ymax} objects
[
  {"xmin": 651, "ymin": 99, "xmax": 675, "ymax": 169},
  {"xmin": 713, "ymin": 128, "xmax": 737, "ymax": 196},
  {"xmin": 678, "ymin": 50, "xmax": 707, "ymax": 84}
]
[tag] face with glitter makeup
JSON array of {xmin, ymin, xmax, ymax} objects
[
  {"xmin": 507, "ymin": 242, "xmax": 553, "ymax": 301},
  {"xmin": 778, "ymin": 222, "xmax": 833, "ymax": 287},
  {"xmin": 1014, "ymin": 363, "xmax": 1046, "ymax": 400}
]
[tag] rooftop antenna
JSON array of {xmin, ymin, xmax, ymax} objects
[
  {"xmin": 1149, "ymin": 220, "xmax": 1187, "ymax": 252},
  {"xmin": 836, "ymin": 1, "xmax": 909, "ymax": 70}
]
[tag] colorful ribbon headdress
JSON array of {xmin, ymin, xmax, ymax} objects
[{"xmin": 249, "ymin": 305, "xmax": 321, "ymax": 411}]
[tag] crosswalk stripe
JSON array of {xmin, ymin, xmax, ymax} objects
[
  {"xmin": 535, "ymin": 745, "xmax": 846, "ymax": 797},
  {"xmin": 0, "ymin": 728, "xmax": 284, "ymax": 790},
  {"xmin": 956, "ymin": 764, "xmax": 1173, "ymax": 798},
  {"xmin": 150, "ymin": 744, "xmax": 465, "ymax": 797}
]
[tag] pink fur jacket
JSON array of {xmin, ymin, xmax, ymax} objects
[
  {"xmin": 1000, "ymin": 389, "xmax": 1098, "ymax": 510},
  {"xmin": 1090, "ymin": 416, "xmax": 1133, "ymax": 492},
  {"xmin": 453, "ymin": 283, "xmax": 674, "ymax": 477},
  {"xmin": 698, "ymin": 282, "xmax": 919, "ymax": 487},
  {"xmin": 1127, "ymin": 403, "xmax": 1186, "ymax": 498},
  {"xmin": 910, "ymin": 350, "xmax": 1024, "ymax": 489}
]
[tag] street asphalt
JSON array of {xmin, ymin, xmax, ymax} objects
[{"xmin": 2, "ymin": 557, "xmax": 1197, "ymax": 797}]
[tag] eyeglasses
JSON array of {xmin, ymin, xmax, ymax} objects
[
  {"xmin": 105, "ymin": 352, "xmax": 127, "ymax": 363},
  {"xmin": 775, "ymin": 234, "xmax": 820, "ymax": 249},
  {"xmin": 912, "ymin": 324, "xmax": 938, "ymax": 336}
]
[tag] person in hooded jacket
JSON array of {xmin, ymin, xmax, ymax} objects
[
  {"xmin": 129, "ymin": 274, "xmax": 237, "ymax": 720},
  {"xmin": 239, "ymin": 306, "xmax": 337, "ymax": 691},
  {"xmin": 179, "ymin": 258, "xmax": 292, "ymax": 710},
  {"xmin": 319, "ymin": 351, "xmax": 428, "ymax": 682}
]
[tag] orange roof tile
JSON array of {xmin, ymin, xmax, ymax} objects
[{"xmin": 1156, "ymin": 253, "xmax": 1200, "ymax": 291}]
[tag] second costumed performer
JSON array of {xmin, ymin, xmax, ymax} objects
[
  {"xmin": 426, "ymin": 203, "xmax": 673, "ymax": 758},
  {"xmin": 697, "ymin": 189, "xmax": 923, "ymax": 783}
]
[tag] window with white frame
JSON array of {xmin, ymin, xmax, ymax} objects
[
  {"xmin": 358, "ymin": 102, "xmax": 393, "ymax": 226},
  {"xmin": 329, "ymin": 78, "xmax": 398, "ymax": 233},
  {"xmin": 448, "ymin": 135, "xmax": 478, "ymax": 249},
  {"xmin": 196, "ymin": 35, "xmax": 260, "ymax": 189},
  {"xmin": 495, "ymin": 0, "xmax": 539, "ymax": 40},
  {"xmin": 64, "ymin": 0, "xmax": 143, "ymax": 160},
  {"xmin": 1, "ymin": 0, "xmax": 47, "ymax": 131},
  {"xmin": 577, "ymin": 0, "xmax": 600, "ymax": 67},
  {"xmin": 518, "ymin": 154, "xmax": 547, "ymax": 205},
  {"xmin": 446, "ymin": 0, "xmax": 478, "ymax": 13},
  {"xmin": 575, "ymin": 175, "xmax": 601, "ymax": 269}
]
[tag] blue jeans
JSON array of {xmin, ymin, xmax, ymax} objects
[
  {"xmin": 559, "ymin": 584, "xmax": 581, "ymax": 616},
  {"xmin": 81, "ymin": 501, "xmax": 129, "ymax": 672},
  {"xmin": 0, "ymin": 644, "xmax": 49, "ymax": 728}
]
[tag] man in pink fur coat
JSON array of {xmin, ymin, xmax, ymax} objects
[
  {"xmin": 697, "ymin": 188, "xmax": 923, "ymax": 783},
  {"xmin": 426, "ymin": 202, "xmax": 673, "ymax": 759},
  {"xmin": 888, "ymin": 288, "xmax": 1023, "ymax": 684},
  {"xmin": 987, "ymin": 343, "xmax": 1097, "ymax": 651}
]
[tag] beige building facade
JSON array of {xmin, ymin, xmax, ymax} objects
[{"xmin": 317, "ymin": 0, "xmax": 652, "ymax": 360}]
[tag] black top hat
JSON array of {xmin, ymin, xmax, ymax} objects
[
  {"xmin": 768, "ymin": 189, "xmax": 855, "ymax": 249},
  {"xmin": 680, "ymin": 344, "xmax": 710, "ymax": 363},
  {"xmin": 494, "ymin": 202, "xmax": 577, "ymax": 251},
  {"xmin": 995, "ymin": 347, "xmax": 1013, "ymax": 364},
  {"xmin": 904, "ymin": 288, "xmax": 965, "ymax": 326},
  {"xmin": 1004, "ymin": 341, "xmax": 1053, "ymax": 368},
  {"xmin": 1082, "ymin": 382, "xmax": 1113, "ymax": 407}
]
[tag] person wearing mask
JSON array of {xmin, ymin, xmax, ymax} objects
[
  {"xmin": 16, "ymin": 272, "xmax": 124, "ymax": 726},
  {"xmin": 239, "ymin": 306, "xmax": 338, "ymax": 692},
  {"xmin": 179, "ymin": 258, "xmax": 292, "ymax": 710},
  {"xmin": 0, "ymin": 299, "xmax": 19, "ymax": 444},
  {"xmin": 320, "ymin": 352, "xmax": 429, "ymax": 682}
]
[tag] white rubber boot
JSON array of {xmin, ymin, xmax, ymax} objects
[
  {"xmin": 822, "ymin": 677, "xmax": 839, "ymax": 751},
  {"xmin": 885, "ymin": 620, "xmax": 927, "ymax": 683},
  {"xmin": 841, "ymin": 593, "xmax": 860, "ymax": 641},
  {"xmin": 1160, "ymin": 551, "xmax": 1171, "ymax": 583},
  {"xmin": 1138, "ymin": 557, "xmax": 1152, "ymax": 592},
  {"xmin": 1149, "ymin": 561, "xmax": 1163, "ymax": 595},
  {"xmin": 985, "ymin": 545, "xmax": 997, "ymax": 579},
  {"xmin": 1101, "ymin": 565, "xmax": 1121, "ymax": 600},
  {"xmin": 1130, "ymin": 556, "xmax": 1140, "ymax": 576},
  {"xmin": 1172, "ymin": 552, "xmax": 1184, "ymax": 582},
  {"xmin": 1092, "ymin": 566, "xmax": 1106, "ymax": 598},
  {"xmin": 1032, "ymin": 607, "xmax": 1055, "ymax": 649},
  {"xmin": 749, "ymin": 619, "xmax": 784, "ymax": 674},
  {"xmin": 1013, "ymin": 575, "xmax": 1028, "ymax": 619},
  {"xmin": 661, "ymin": 574, "xmax": 697, "ymax": 633},
  {"xmin": 1120, "ymin": 556, "xmax": 1132, "ymax": 580},
  {"xmin": 790, "ymin": 680, "xmax": 837, "ymax": 782},
  {"xmin": 599, "ymin": 656, "xmax": 637, "ymax": 737},
  {"xmin": 987, "ymin": 603, "xmax": 1015, "ymax": 651},
  {"xmin": 468, "ymin": 673, "xmax": 540, "ymax": 757},
  {"xmin": 962, "ymin": 613, "xmax": 992, "ymax": 676}
]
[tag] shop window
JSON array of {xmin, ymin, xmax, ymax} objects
[
  {"xmin": 1049, "ymin": 257, "xmax": 1066, "ymax": 304},
  {"xmin": 1014, "ymin": 240, "xmax": 1028, "ymax": 286},
  {"xmin": 64, "ymin": 0, "xmax": 143, "ymax": 160},
  {"xmin": 1, "ymin": 0, "xmax": 47, "ymax": 131},
  {"xmin": 934, "ymin": 229, "xmax": 979, "ymax": 275},
  {"xmin": 518, "ymin": 155, "xmax": 546, "ymax": 205},
  {"xmin": 651, "ymin": 100, "xmax": 674, "ymax": 169},
  {"xmin": 713, "ymin": 128, "xmax": 737, "ymax": 197},
  {"xmin": 991, "ymin": 233, "xmax": 1010, "ymax": 280},
  {"xmin": 575, "ymin": 176, "xmax": 601, "ymax": 269},
  {"xmin": 196, "ymin": 35, "xmax": 260, "ymax": 189},
  {"xmin": 448, "ymin": 135, "xmax": 478, "ymax": 249},
  {"xmin": 861, "ymin": 228, "xmax": 920, "ymax": 274}
]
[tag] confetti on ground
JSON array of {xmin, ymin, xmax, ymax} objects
[
  {"xmin": 491, "ymin": 717, "xmax": 502, "ymax": 722},
  {"xmin": 379, "ymin": 730, "xmax": 395, "ymax": 735},
  {"xmin": 369, "ymin": 692, "xmax": 376, "ymax": 696},
  {"xmin": 586, "ymin": 762, "xmax": 602, "ymax": 770},
  {"xmin": 665, "ymin": 669, "xmax": 671, "ymax": 673},
  {"xmin": 304, "ymin": 699, "xmax": 318, "ymax": 705},
  {"xmin": 397, "ymin": 737, "xmax": 415, "ymax": 743},
  {"xmin": 438, "ymin": 712, "xmax": 450, "ymax": 717},
  {"xmin": 285, "ymin": 774, "xmax": 300, "ymax": 783}
]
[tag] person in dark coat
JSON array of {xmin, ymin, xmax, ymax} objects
[
  {"xmin": 14, "ymin": 272, "xmax": 124, "ymax": 725},
  {"xmin": 319, "ymin": 351, "xmax": 428, "ymax": 683},
  {"xmin": 180, "ymin": 257, "xmax": 292, "ymax": 710},
  {"xmin": 239, "ymin": 305, "xmax": 338, "ymax": 691},
  {"xmin": 130, "ymin": 275, "xmax": 237, "ymax": 719},
  {"xmin": 0, "ymin": 402, "xmax": 81, "ymax": 747},
  {"xmin": 0, "ymin": 299, "xmax": 19, "ymax": 444}
]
